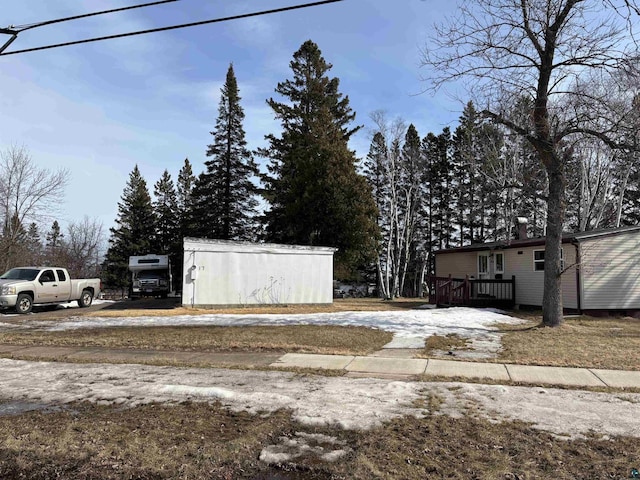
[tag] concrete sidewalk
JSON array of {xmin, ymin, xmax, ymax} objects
[{"xmin": 1, "ymin": 344, "xmax": 640, "ymax": 390}]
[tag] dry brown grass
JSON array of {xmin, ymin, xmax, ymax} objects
[
  {"xmin": 420, "ymin": 333, "xmax": 470, "ymax": 356},
  {"xmin": 0, "ymin": 325, "xmax": 392, "ymax": 356},
  {"xmin": 86, "ymin": 297, "xmax": 430, "ymax": 317},
  {"xmin": 1, "ymin": 400, "xmax": 638, "ymax": 479},
  {"xmin": 497, "ymin": 313, "xmax": 640, "ymax": 370}
]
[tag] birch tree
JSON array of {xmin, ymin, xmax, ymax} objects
[
  {"xmin": 364, "ymin": 111, "xmax": 407, "ymax": 298},
  {"xmin": 422, "ymin": 0, "xmax": 640, "ymax": 326}
]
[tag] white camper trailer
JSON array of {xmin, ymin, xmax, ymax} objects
[
  {"xmin": 128, "ymin": 254, "xmax": 172, "ymax": 298},
  {"xmin": 182, "ymin": 238, "xmax": 336, "ymax": 307}
]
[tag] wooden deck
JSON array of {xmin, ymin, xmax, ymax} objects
[{"xmin": 428, "ymin": 275, "xmax": 516, "ymax": 308}]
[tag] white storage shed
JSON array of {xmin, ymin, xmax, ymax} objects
[{"xmin": 182, "ymin": 237, "xmax": 336, "ymax": 307}]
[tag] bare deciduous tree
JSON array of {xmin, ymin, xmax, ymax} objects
[
  {"xmin": 64, "ymin": 216, "xmax": 104, "ymax": 278},
  {"xmin": 422, "ymin": 0, "xmax": 640, "ymax": 326},
  {"xmin": 0, "ymin": 145, "xmax": 69, "ymax": 271}
]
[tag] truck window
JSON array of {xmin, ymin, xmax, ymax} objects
[
  {"xmin": 40, "ymin": 270, "xmax": 55, "ymax": 283},
  {"xmin": 56, "ymin": 269, "xmax": 67, "ymax": 281},
  {"xmin": 0, "ymin": 268, "xmax": 39, "ymax": 281}
]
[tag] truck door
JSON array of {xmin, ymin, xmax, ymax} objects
[
  {"xmin": 36, "ymin": 269, "xmax": 58, "ymax": 303},
  {"xmin": 55, "ymin": 269, "xmax": 72, "ymax": 301}
]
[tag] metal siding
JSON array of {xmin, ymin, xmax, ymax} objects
[
  {"xmin": 580, "ymin": 232, "xmax": 640, "ymax": 309},
  {"xmin": 182, "ymin": 239, "xmax": 334, "ymax": 306}
]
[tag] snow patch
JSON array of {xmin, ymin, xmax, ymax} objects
[
  {"xmin": 259, "ymin": 431, "xmax": 349, "ymax": 465},
  {"xmin": 160, "ymin": 385, "xmax": 236, "ymax": 399}
]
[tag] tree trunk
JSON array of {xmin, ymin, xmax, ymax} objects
[{"xmin": 542, "ymin": 154, "xmax": 566, "ymax": 327}]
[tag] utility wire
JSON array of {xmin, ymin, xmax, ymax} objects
[
  {"xmin": 0, "ymin": 0, "xmax": 344, "ymax": 57},
  {"xmin": 0, "ymin": 0, "xmax": 178, "ymax": 54},
  {"xmin": 7, "ymin": 0, "xmax": 179, "ymax": 33}
]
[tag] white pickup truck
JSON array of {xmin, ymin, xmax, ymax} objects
[{"xmin": 0, "ymin": 267, "xmax": 101, "ymax": 314}]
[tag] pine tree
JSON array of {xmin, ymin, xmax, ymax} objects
[
  {"xmin": 174, "ymin": 158, "xmax": 196, "ymax": 292},
  {"xmin": 44, "ymin": 220, "xmax": 64, "ymax": 265},
  {"xmin": 0, "ymin": 213, "xmax": 28, "ymax": 270},
  {"xmin": 153, "ymin": 170, "xmax": 179, "ymax": 254},
  {"xmin": 24, "ymin": 223, "xmax": 42, "ymax": 266},
  {"xmin": 191, "ymin": 64, "xmax": 258, "ymax": 241},
  {"xmin": 429, "ymin": 128, "xmax": 455, "ymax": 250},
  {"xmin": 261, "ymin": 40, "xmax": 379, "ymax": 278},
  {"xmin": 177, "ymin": 158, "xmax": 196, "ymax": 239},
  {"xmin": 103, "ymin": 165, "xmax": 155, "ymax": 290}
]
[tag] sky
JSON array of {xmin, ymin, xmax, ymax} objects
[{"xmin": 0, "ymin": 0, "xmax": 462, "ymax": 241}]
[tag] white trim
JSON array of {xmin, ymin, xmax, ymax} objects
[
  {"xmin": 494, "ymin": 252, "xmax": 505, "ymax": 274},
  {"xmin": 533, "ymin": 248, "xmax": 563, "ymax": 271}
]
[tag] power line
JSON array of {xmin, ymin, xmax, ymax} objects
[
  {"xmin": 8, "ymin": 0, "xmax": 179, "ymax": 32},
  {"xmin": 0, "ymin": 0, "xmax": 179, "ymax": 54},
  {"xmin": 0, "ymin": 0, "xmax": 344, "ymax": 57}
]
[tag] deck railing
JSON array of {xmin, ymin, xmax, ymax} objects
[{"xmin": 428, "ymin": 275, "xmax": 516, "ymax": 308}]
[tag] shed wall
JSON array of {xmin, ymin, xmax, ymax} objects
[
  {"xmin": 182, "ymin": 240, "xmax": 334, "ymax": 306},
  {"xmin": 579, "ymin": 232, "xmax": 640, "ymax": 310}
]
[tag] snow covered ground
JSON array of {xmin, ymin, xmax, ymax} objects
[
  {"xmin": 7, "ymin": 306, "xmax": 526, "ymax": 356},
  {"xmin": 0, "ymin": 306, "xmax": 636, "ymax": 441},
  {"xmin": 0, "ymin": 358, "xmax": 638, "ymax": 439}
]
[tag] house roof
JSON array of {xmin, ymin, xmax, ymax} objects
[{"xmin": 435, "ymin": 225, "xmax": 640, "ymax": 255}]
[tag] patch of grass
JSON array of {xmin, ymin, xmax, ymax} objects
[
  {"xmin": 419, "ymin": 333, "xmax": 470, "ymax": 357},
  {"xmin": 0, "ymin": 325, "xmax": 392, "ymax": 356},
  {"xmin": 496, "ymin": 314, "xmax": 640, "ymax": 370},
  {"xmin": 1, "ymin": 401, "xmax": 638, "ymax": 479},
  {"xmin": 86, "ymin": 297, "xmax": 431, "ymax": 318}
]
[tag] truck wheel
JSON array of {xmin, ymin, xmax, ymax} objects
[
  {"xmin": 77, "ymin": 289, "xmax": 93, "ymax": 308},
  {"xmin": 15, "ymin": 294, "xmax": 33, "ymax": 314}
]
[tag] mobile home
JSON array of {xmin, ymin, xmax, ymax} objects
[{"xmin": 434, "ymin": 225, "xmax": 640, "ymax": 314}]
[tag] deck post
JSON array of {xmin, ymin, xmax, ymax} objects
[
  {"xmin": 511, "ymin": 275, "xmax": 516, "ymax": 306},
  {"xmin": 464, "ymin": 275, "xmax": 470, "ymax": 303}
]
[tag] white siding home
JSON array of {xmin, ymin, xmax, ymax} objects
[
  {"xmin": 182, "ymin": 238, "xmax": 336, "ymax": 308},
  {"xmin": 433, "ymin": 225, "xmax": 640, "ymax": 315}
]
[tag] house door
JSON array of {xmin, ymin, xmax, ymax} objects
[{"xmin": 477, "ymin": 253, "xmax": 489, "ymax": 294}]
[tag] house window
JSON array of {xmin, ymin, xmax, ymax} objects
[
  {"xmin": 533, "ymin": 249, "xmax": 563, "ymax": 271},
  {"xmin": 495, "ymin": 252, "xmax": 504, "ymax": 274}
]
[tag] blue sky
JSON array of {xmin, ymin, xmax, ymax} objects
[{"xmin": 0, "ymin": 0, "xmax": 461, "ymax": 237}]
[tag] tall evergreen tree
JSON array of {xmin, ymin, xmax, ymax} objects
[
  {"xmin": 191, "ymin": 64, "xmax": 258, "ymax": 241},
  {"xmin": 153, "ymin": 169, "xmax": 179, "ymax": 254},
  {"xmin": 103, "ymin": 165, "xmax": 155, "ymax": 290},
  {"xmin": 44, "ymin": 220, "xmax": 64, "ymax": 265},
  {"xmin": 153, "ymin": 169, "xmax": 179, "ymax": 293},
  {"xmin": 174, "ymin": 158, "xmax": 196, "ymax": 292},
  {"xmin": 261, "ymin": 40, "xmax": 379, "ymax": 278},
  {"xmin": 25, "ymin": 223, "xmax": 42, "ymax": 266}
]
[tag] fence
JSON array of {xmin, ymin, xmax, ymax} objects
[{"xmin": 428, "ymin": 275, "xmax": 516, "ymax": 308}]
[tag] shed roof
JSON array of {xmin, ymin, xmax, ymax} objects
[
  {"xmin": 435, "ymin": 225, "xmax": 640, "ymax": 255},
  {"xmin": 183, "ymin": 237, "xmax": 337, "ymax": 255}
]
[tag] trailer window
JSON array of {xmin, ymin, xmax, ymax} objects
[{"xmin": 533, "ymin": 249, "xmax": 564, "ymax": 271}]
